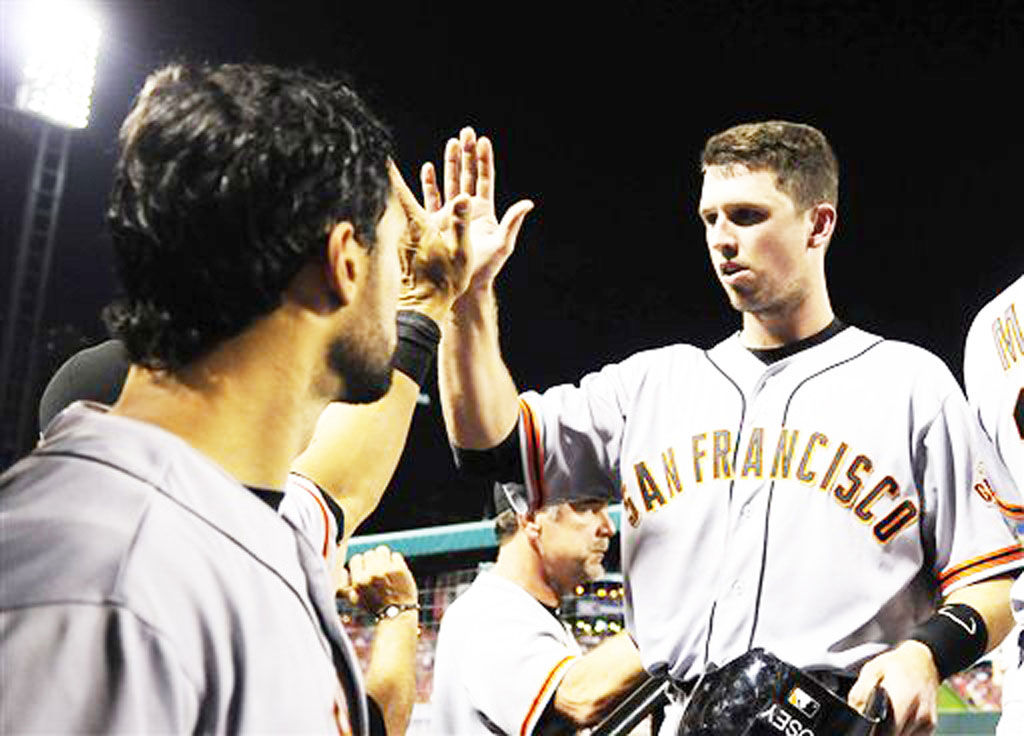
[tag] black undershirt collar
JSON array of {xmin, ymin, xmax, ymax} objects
[
  {"xmin": 247, "ymin": 487, "xmax": 285, "ymax": 510},
  {"xmin": 746, "ymin": 318, "xmax": 847, "ymax": 365}
]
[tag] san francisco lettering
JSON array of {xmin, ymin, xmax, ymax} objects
[{"xmin": 626, "ymin": 426, "xmax": 919, "ymax": 544}]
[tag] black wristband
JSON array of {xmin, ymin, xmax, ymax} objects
[
  {"xmin": 908, "ymin": 603, "xmax": 988, "ymax": 680},
  {"xmin": 392, "ymin": 310, "xmax": 441, "ymax": 388}
]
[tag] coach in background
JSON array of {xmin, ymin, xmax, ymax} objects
[
  {"xmin": 431, "ymin": 482, "xmax": 647, "ymax": 734},
  {"xmin": 963, "ymin": 273, "xmax": 1024, "ymax": 735},
  {"xmin": 437, "ymin": 122, "xmax": 1022, "ymax": 735},
  {"xmin": 0, "ymin": 63, "xmax": 474, "ymax": 735}
]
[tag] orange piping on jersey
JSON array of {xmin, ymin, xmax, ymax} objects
[
  {"xmin": 288, "ymin": 472, "xmax": 333, "ymax": 559},
  {"xmin": 938, "ymin": 544, "xmax": 1024, "ymax": 593},
  {"xmin": 995, "ymin": 494, "xmax": 1024, "ymax": 520},
  {"xmin": 520, "ymin": 655, "xmax": 576, "ymax": 736},
  {"xmin": 519, "ymin": 398, "xmax": 549, "ymax": 509}
]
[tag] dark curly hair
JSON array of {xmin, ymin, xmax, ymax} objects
[
  {"xmin": 103, "ymin": 63, "xmax": 393, "ymax": 370},
  {"xmin": 700, "ymin": 120, "xmax": 838, "ymax": 211}
]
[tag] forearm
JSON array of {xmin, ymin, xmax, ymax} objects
[
  {"xmin": 290, "ymin": 371, "xmax": 421, "ymax": 540},
  {"xmin": 944, "ymin": 575, "xmax": 1015, "ymax": 652},
  {"xmin": 440, "ymin": 289, "xmax": 520, "ymax": 449},
  {"xmin": 364, "ymin": 610, "xmax": 419, "ymax": 736},
  {"xmin": 553, "ymin": 631, "xmax": 648, "ymax": 726}
]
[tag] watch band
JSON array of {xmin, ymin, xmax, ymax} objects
[{"xmin": 373, "ymin": 602, "xmax": 420, "ymax": 623}]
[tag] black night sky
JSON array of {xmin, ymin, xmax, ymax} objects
[{"xmin": 2, "ymin": 1, "xmax": 1023, "ymax": 534}]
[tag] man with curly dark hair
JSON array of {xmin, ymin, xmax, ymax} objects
[{"xmin": 0, "ymin": 62, "xmax": 480, "ymax": 735}]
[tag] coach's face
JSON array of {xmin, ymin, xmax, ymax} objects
[
  {"xmin": 699, "ymin": 165, "xmax": 820, "ymax": 317},
  {"xmin": 538, "ymin": 499, "xmax": 614, "ymax": 595},
  {"xmin": 327, "ymin": 191, "xmax": 402, "ymax": 404}
]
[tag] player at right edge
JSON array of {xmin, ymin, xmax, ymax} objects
[
  {"xmin": 438, "ymin": 121, "xmax": 1023, "ymax": 735},
  {"xmin": 963, "ymin": 273, "xmax": 1024, "ymax": 735}
]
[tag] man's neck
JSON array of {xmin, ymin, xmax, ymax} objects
[
  {"xmin": 740, "ymin": 289, "xmax": 835, "ymax": 349},
  {"xmin": 493, "ymin": 539, "xmax": 561, "ymax": 608},
  {"xmin": 110, "ymin": 321, "xmax": 329, "ymax": 490}
]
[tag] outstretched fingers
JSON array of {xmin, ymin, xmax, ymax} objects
[
  {"xmin": 459, "ymin": 127, "xmax": 478, "ymax": 196},
  {"xmin": 476, "ymin": 136, "xmax": 495, "ymax": 203},
  {"xmin": 420, "ymin": 162, "xmax": 442, "ymax": 213},
  {"xmin": 443, "ymin": 137, "xmax": 460, "ymax": 202}
]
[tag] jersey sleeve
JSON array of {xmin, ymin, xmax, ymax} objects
[
  {"xmin": 281, "ymin": 472, "xmax": 343, "ymax": 569},
  {"xmin": 0, "ymin": 603, "xmax": 198, "ymax": 733},
  {"xmin": 518, "ymin": 350, "xmax": 662, "ymax": 506},
  {"xmin": 917, "ymin": 373, "xmax": 1024, "ymax": 596},
  {"xmin": 450, "ymin": 603, "xmax": 578, "ymax": 735}
]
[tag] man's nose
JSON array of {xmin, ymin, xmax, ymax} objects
[
  {"xmin": 597, "ymin": 508, "xmax": 615, "ymax": 535},
  {"xmin": 707, "ymin": 219, "xmax": 738, "ymax": 258}
]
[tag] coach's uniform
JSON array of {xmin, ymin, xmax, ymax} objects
[
  {"xmin": 431, "ymin": 570, "xmax": 582, "ymax": 735},
  {"xmin": 517, "ymin": 324, "xmax": 1023, "ymax": 687},
  {"xmin": 0, "ymin": 404, "xmax": 366, "ymax": 734},
  {"xmin": 964, "ymin": 274, "xmax": 1024, "ymax": 735}
]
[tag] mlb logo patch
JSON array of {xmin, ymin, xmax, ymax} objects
[{"xmin": 787, "ymin": 687, "xmax": 820, "ymax": 719}]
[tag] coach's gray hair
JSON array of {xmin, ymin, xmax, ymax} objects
[{"xmin": 494, "ymin": 509, "xmax": 520, "ymax": 544}]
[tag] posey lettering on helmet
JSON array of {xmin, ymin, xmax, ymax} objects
[{"xmin": 758, "ymin": 703, "xmax": 816, "ymax": 736}]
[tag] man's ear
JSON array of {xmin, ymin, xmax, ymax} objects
[
  {"xmin": 806, "ymin": 203, "xmax": 838, "ymax": 250},
  {"xmin": 521, "ymin": 511, "xmax": 542, "ymax": 541},
  {"xmin": 325, "ymin": 221, "xmax": 363, "ymax": 307}
]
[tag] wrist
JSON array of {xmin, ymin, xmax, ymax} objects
[
  {"xmin": 450, "ymin": 286, "xmax": 498, "ymax": 327},
  {"xmin": 372, "ymin": 601, "xmax": 420, "ymax": 623},
  {"xmin": 396, "ymin": 297, "xmax": 451, "ymax": 325},
  {"xmin": 392, "ymin": 311, "xmax": 441, "ymax": 388},
  {"xmin": 908, "ymin": 603, "xmax": 988, "ymax": 680}
]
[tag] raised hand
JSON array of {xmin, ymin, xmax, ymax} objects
[
  {"xmin": 340, "ymin": 544, "xmax": 418, "ymax": 616},
  {"xmin": 389, "ymin": 162, "xmax": 472, "ymax": 323},
  {"xmin": 420, "ymin": 126, "xmax": 534, "ymax": 297}
]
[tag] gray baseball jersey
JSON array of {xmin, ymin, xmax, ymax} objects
[
  {"xmin": 516, "ymin": 325, "xmax": 1023, "ymax": 684},
  {"xmin": 431, "ymin": 569, "xmax": 582, "ymax": 735},
  {"xmin": 0, "ymin": 403, "xmax": 366, "ymax": 734},
  {"xmin": 963, "ymin": 274, "xmax": 1024, "ymax": 735}
]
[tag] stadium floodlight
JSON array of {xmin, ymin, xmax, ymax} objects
[{"xmin": 14, "ymin": 0, "xmax": 101, "ymax": 129}]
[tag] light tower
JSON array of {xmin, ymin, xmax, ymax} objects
[{"xmin": 0, "ymin": 0, "xmax": 100, "ymax": 467}]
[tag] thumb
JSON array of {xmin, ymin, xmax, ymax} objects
[
  {"xmin": 847, "ymin": 668, "xmax": 882, "ymax": 713},
  {"xmin": 498, "ymin": 200, "xmax": 535, "ymax": 250}
]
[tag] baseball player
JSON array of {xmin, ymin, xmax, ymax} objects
[
  {"xmin": 0, "ymin": 62, "xmax": 474, "ymax": 735},
  {"xmin": 431, "ymin": 481, "xmax": 647, "ymax": 735},
  {"xmin": 436, "ymin": 122, "xmax": 1023, "ymax": 735},
  {"xmin": 963, "ymin": 273, "xmax": 1024, "ymax": 735}
]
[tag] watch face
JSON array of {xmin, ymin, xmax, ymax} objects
[{"xmin": 383, "ymin": 605, "xmax": 400, "ymax": 618}]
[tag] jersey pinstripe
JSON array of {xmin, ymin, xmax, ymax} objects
[{"xmin": 518, "ymin": 326, "xmax": 1023, "ymax": 683}]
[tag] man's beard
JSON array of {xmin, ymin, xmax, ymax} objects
[{"xmin": 326, "ymin": 329, "xmax": 394, "ymax": 404}]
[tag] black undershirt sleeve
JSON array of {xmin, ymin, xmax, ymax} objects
[{"xmin": 451, "ymin": 425, "xmax": 524, "ymax": 483}]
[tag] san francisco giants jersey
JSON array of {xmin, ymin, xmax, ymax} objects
[
  {"xmin": 517, "ymin": 325, "xmax": 1024, "ymax": 685},
  {"xmin": 431, "ymin": 569, "xmax": 582, "ymax": 735},
  {"xmin": 963, "ymin": 274, "xmax": 1024, "ymax": 736},
  {"xmin": 0, "ymin": 403, "xmax": 367, "ymax": 734}
]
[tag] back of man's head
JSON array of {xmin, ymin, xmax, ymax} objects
[
  {"xmin": 700, "ymin": 120, "xmax": 838, "ymax": 211},
  {"xmin": 104, "ymin": 63, "xmax": 393, "ymax": 371}
]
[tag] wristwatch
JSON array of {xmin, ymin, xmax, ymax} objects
[{"xmin": 374, "ymin": 602, "xmax": 420, "ymax": 623}]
